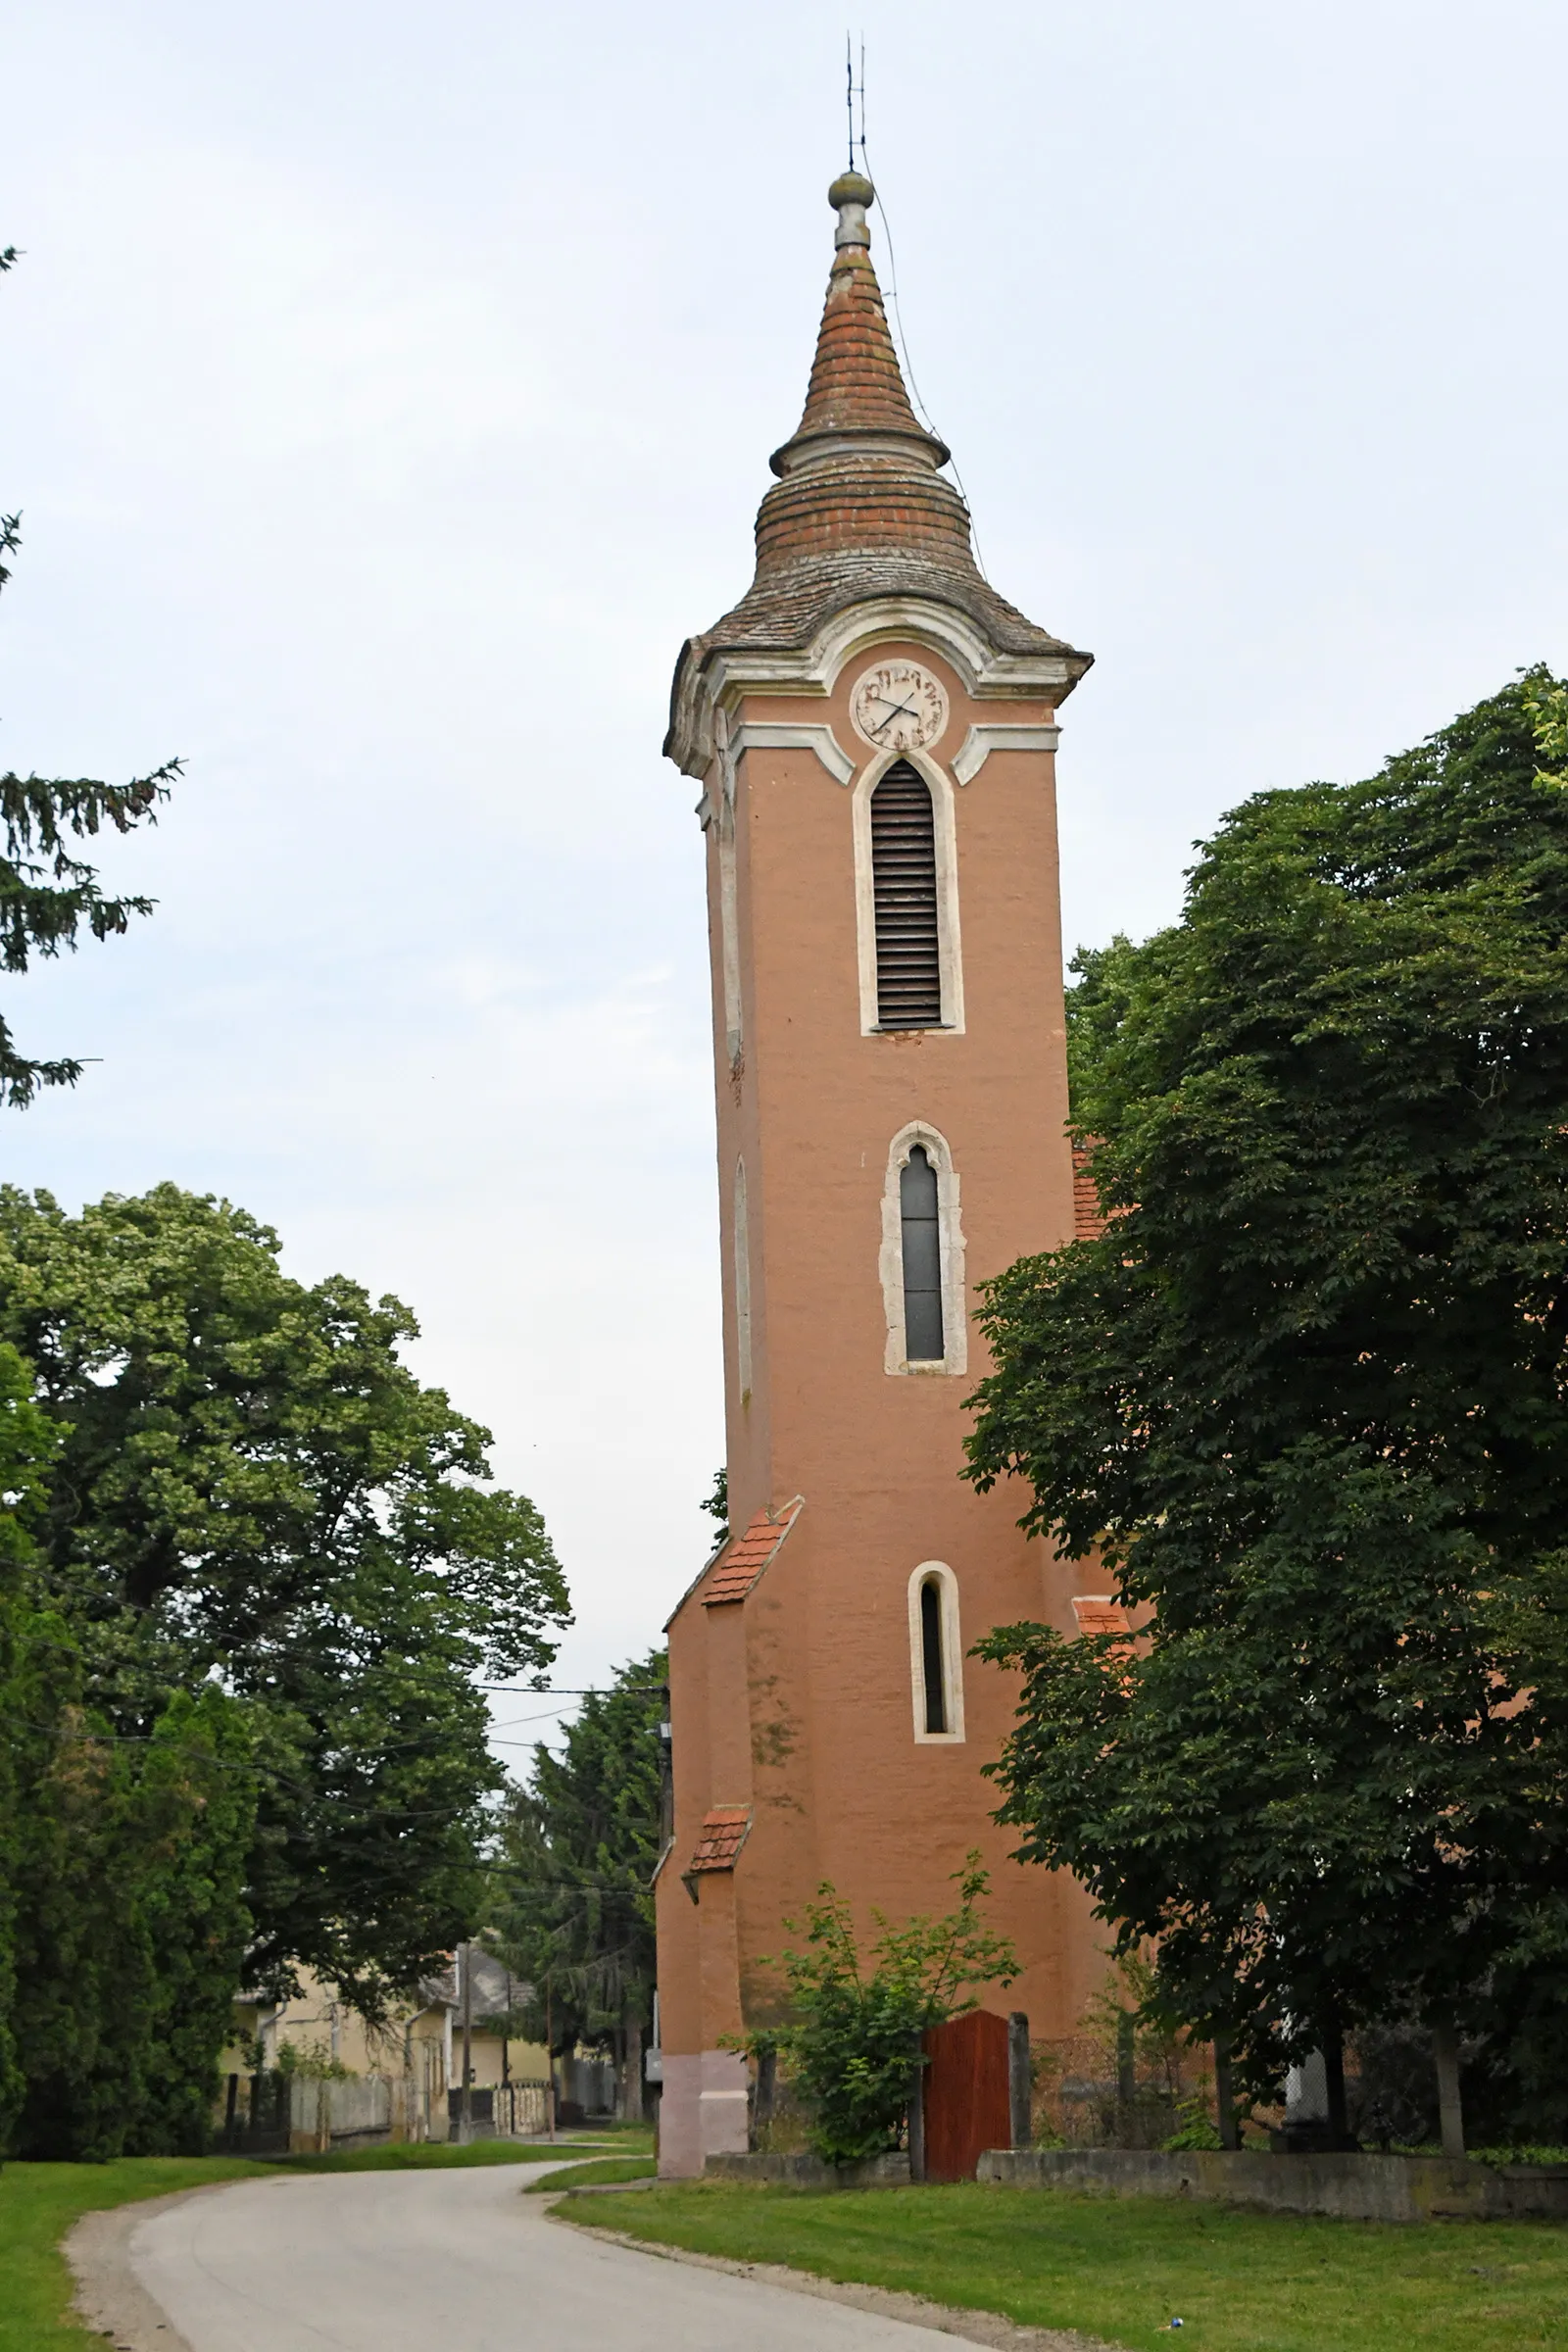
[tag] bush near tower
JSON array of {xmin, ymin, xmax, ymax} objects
[
  {"xmin": 733, "ymin": 1857, "xmax": 1016, "ymax": 2166},
  {"xmin": 967, "ymin": 669, "xmax": 1568, "ymax": 2138}
]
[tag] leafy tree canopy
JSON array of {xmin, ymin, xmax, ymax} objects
[
  {"xmin": 0, "ymin": 1181, "xmax": 571, "ymax": 2015},
  {"xmin": 969, "ymin": 671, "xmax": 1568, "ymax": 2116},
  {"xmin": 2, "ymin": 252, "xmax": 177, "ymax": 1108}
]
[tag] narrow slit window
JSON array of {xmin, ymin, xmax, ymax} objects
[
  {"xmin": 871, "ymin": 760, "xmax": 941, "ymax": 1028},
  {"xmin": 901, "ymin": 1145, "xmax": 944, "ymax": 1361},
  {"xmin": 919, "ymin": 1578, "xmax": 947, "ymax": 1734},
  {"xmin": 907, "ymin": 1562, "xmax": 964, "ymax": 1741}
]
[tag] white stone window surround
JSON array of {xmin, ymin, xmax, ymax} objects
[
  {"xmin": 853, "ymin": 744, "xmax": 965, "ymax": 1038},
  {"xmin": 880, "ymin": 1120, "xmax": 967, "ymax": 1378},
  {"xmin": 711, "ymin": 710, "xmax": 744, "ymax": 1073},
  {"xmin": 907, "ymin": 1561, "xmax": 966, "ymax": 1744},
  {"xmin": 733, "ymin": 1156, "xmax": 753, "ymax": 1404}
]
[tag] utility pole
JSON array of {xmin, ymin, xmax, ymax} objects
[
  {"xmin": 546, "ymin": 1976, "xmax": 557, "ymax": 2142},
  {"xmin": 460, "ymin": 1940, "xmax": 473, "ymax": 2144}
]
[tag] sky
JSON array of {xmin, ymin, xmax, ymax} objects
[{"xmin": 2, "ymin": 0, "xmax": 1565, "ymax": 1756}]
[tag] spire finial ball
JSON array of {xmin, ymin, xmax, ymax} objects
[{"xmin": 828, "ymin": 169, "xmax": 875, "ymax": 210}]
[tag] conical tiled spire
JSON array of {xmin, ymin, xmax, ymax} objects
[
  {"xmin": 753, "ymin": 172, "xmax": 970, "ymax": 581},
  {"xmin": 767, "ymin": 171, "xmax": 949, "ymax": 475},
  {"xmin": 665, "ymin": 171, "xmax": 1091, "ymax": 767}
]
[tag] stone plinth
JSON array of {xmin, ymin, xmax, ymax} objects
[{"xmin": 977, "ymin": 2147, "xmax": 1568, "ymax": 2224}]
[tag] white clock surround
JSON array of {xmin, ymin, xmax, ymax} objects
[{"xmin": 849, "ymin": 658, "xmax": 950, "ymax": 755}]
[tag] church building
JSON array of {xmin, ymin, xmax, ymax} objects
[{"xmin": 655, "ymin": 167, "xmax": 1107, "ymax": 2177}]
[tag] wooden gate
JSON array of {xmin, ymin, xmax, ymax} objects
[{"xmin": 920, "ymin": 2009, "xmax": 1010, "ymax": 2182}]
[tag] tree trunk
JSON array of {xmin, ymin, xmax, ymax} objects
[
  {"xmin": 754, "ymin": 2044, "xmax": 776, "ymax": 2140},
  {"xmin": 1434, "ymin": 2022, "xmax": 1465, "ymax": 2160},
  {"xmin": 1213, "ymin": 2034, "xmax": 1239, "ymax": 2151},
  {"xmin": 459, "ymin": 1940, "xmax": 473, "ymax": 2145},
  {"xmin": 907, "ymin": 2049, "xmax": 926, "ymax": 2182},
  {"xmin": 1007, "ymin": 2012, "xmax": 1032, "ymax": 2150},
  {"xmin": 1116, "ymin": 2010, "xmax": 1136, "ymax": 2106},
  {"xmin": 624, "ymin": 2018, "xmax": 644, "ymax": 2125},
  {"xmin": 1323, "ymin": 2020, "xmax": 1349, "ymax": 2150}
]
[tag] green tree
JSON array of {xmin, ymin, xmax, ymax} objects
[
  {"xmin": 0, "ymin": 1338, "xmax": 64, "ymax": 2148},
  {"xmin": 968, "ymin": 671, "xmax": 1568, "ymax": 2133},
  {"xmin": 7, "ymin": 1673, "xmax": 257, "ymax": 2160},
  {"xmin": 701, "ymin": 1466, "xmax": 729, "ymax": 1545},
  {"xmin": 0, "ymin": 1181, "xmax": 571, "ymax": 2018},
  {"xmin": 1, "ymin": 250, "xmax": 177, "ymax": 1107},
  {"xmin": 489, "ymin": 1648, "xmax": 666, "ymax": 2103},
  {"xmin": 741, "ymin": 1858, "xmax": 1016, "ymax": 2165}
]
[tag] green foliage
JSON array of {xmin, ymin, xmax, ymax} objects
[
  {"xmin": 0, "ymin": 1181, "xmax": 569, "ymax": 2022},
  {"xmin": 7, "ymin": 1678, "xmax": 257, "ymax": 2160},
  {"xmin": 968, "ymin": 672, "xmax": 1568, "ymax": 2117},
  {"xmin": 272, "ymin": 2039, "xmax": 355, "ymax": 2082},
  {"xmin": 744, "ymin": 1858, "xmax": 1016, "ymax": 2166},
  {"xmin": 0, "ymin": 1184, "xmax": 569, "ymax": 2158},
  {"xmin": 1163, "ymin": 2097, "xmax": 1224, "ymax": 2151},
  {"xmin": 1, "ymin": 258, "xmax": 177, "ymax": 1108},
  {"xmin": 701, "ymin": 1466, "xmax": 729, "ymax": 1544},
  {"xmin": 524, "ymin": 2153, "xmax": 658, "ymax": 2191},
  {"xmin": 489, "ymin": 1648, "xmax": 665, "ymax": 2058},
  {"xmin": 0, "ymin": 1340, "xmax": 64, "ymax": 2150}
]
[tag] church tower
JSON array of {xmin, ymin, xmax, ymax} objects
[{"xmin": 656, "ymin": 169, "xmax": 1100, "ymax": 2177}]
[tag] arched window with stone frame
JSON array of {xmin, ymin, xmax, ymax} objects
[
  {"xmin": 879, "ymin": 1121, "xmax": 967, "ymax": 1375},
  {"xmin": 907, "ymin": 1562, "xmax": 965, "ymax": 1742}
]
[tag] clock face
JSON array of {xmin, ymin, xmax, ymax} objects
[{"xmin": 849, "ymin": 661, "xmax": 950, "ymax": 756}]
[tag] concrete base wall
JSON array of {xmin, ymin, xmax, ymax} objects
[
  {"xmin": 978, "ymin": 2148, "xmax": 1568, "ymax": 2224},
  {"xmin": 659, "ymin": 2050, "xmax": 753, "ymax": 2179},
  {"xmin": 706, "ymin": 2151, "xmax": 912, "ymax": 2190}
]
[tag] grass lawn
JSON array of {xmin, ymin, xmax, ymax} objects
[
  {"xmin": 0, "ymin": 2155, "xmax": 270, "ymax": 2352},
  {"xmin": 274, "ymin": 2134, "xmax": 650, "ymax": 2173},
  {"xmin": 571, "ymin": 2180, "xmax": 1568, "ymax": 2352},
  {"xmin": 0, "ymin": 2131, "xmax": 660, "ymax": 2350},
  {"xmin": 526, "ymin": 2154, "xmax": 659, "ymax": 2193}
]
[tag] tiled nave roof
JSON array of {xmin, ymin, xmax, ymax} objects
[
  {"xmin": 700, "ymin": 1496, "xmax": 804, "ymax": 1606},
  {"xmin": 687, "ymin": 1806, "xmax": 752, "ymax": 1874}
]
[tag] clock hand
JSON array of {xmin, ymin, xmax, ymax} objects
[{"xmin": 871, "ymin": 697, "xmax": 920, "ymax": 724}]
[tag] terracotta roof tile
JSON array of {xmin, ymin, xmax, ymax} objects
[
  {"xmin": 777, "ymin": 172, "xmax": 942, "ymax": 464},
  {"xmin": 701, "ymin": 1496, "xmax": 803, "ymax": 1606},
  {"xmin": 1073, "ymin": 1140, "xmax": 1109, "ymax": 1241},
  {"xmin": 688, "ymin": 1806, "xmax": 752, "ymax": 1873},
  {"xmin": 1072, "ymin": 1595, "xmax": 1133, "ymax": 1640}
]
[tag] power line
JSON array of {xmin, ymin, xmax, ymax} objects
[{"xmin": 850, "ymin": 43, "xmax": 990, "ymax": 581}]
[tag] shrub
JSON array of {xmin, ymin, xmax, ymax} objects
[{"xmin": 738, "ymin": 1856, "xmax": 1015, "ymax": 2166}]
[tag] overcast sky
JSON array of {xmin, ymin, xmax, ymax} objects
[{"xmin": 3, "ymin": 1, "xmax": 1565, "ymax": 1751}]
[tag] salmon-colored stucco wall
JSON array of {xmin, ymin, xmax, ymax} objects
[{"xmin": 656, "ymin": 637, "xmax": 1105, "ymax": 2170}]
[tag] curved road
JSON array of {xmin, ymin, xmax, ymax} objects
[{"xmin": 122, "ymin": 2160, "xmax": 952, "ymax": 2351}]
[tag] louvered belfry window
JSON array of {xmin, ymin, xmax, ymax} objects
[{"xmin": 871, "ymin": 760, "xmax": 942, "ymax": 1028}]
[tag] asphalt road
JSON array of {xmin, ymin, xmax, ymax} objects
[{"xmin": 124, "ymin": 2160, "xmax": 953, "ymax": 2351}]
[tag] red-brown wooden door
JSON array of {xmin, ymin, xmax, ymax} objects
[{"xmin": 921, "ymin": 2010, "xmax": 1010, "ymax": 2182}]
